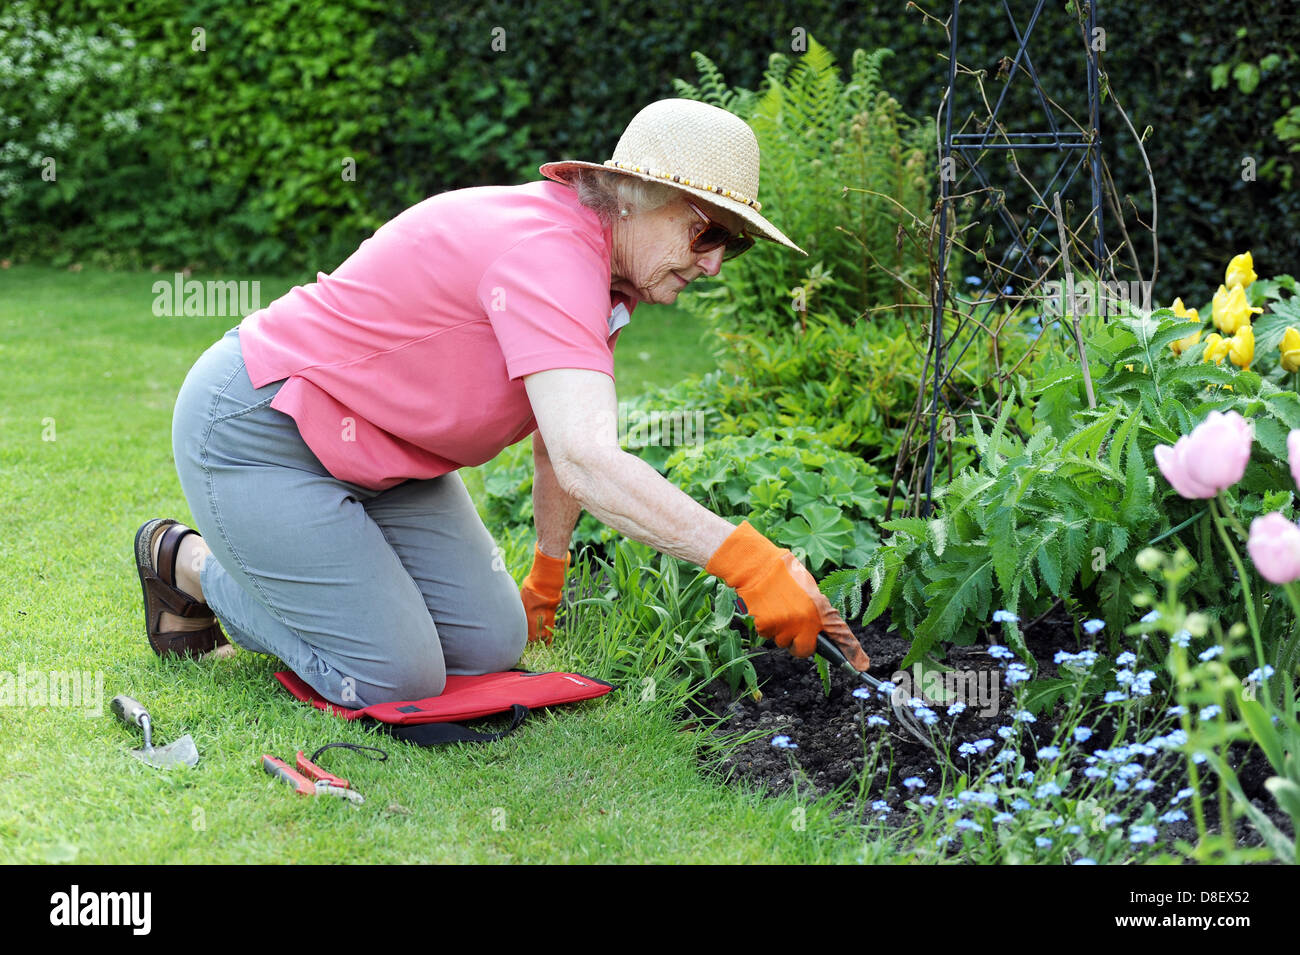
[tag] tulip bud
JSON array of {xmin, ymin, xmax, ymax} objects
[
  {"xmin": 1202, "ymin": 333, "xmax": 1230, "ymax": 365},
  {"xmin": 1153, "ymin": 410, "xmax": 1253, "ymax": 499},
  {"xmin": 1212, "ymin": 284, "xmax": 1262, "ymax": 335},
  {"xmin": 1280, "ymin": 327, "xmax": 1300, "ymax": 372},
  {"xmin": 1225, "ymin": 251, "xmax": 1258, "ymax": 290},
  {"xmin": 1170, "ymin": 323, "xmax": 1202, "ymax": 356},
  {"xmin": 1171, "ymin": 297, "xmax": 1200, "ymax": 322},
  {"xmin": 1247, "ymin": 512, "xmax": 1300, "ymax": 585},
  {"xmin": 1228, "ymin": 324, "xmax": 1254, "ymax": 368}
]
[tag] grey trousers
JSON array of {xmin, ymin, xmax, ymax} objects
[{"xmin": 170, "ymin": 325, "xmax": 528, "ymax": 707}]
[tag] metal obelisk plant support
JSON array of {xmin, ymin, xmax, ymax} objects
[{"xmin": 918, "ymin": 0, "xmax": 1106, "ymax": 517}]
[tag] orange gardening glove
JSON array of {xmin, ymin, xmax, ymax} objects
[
  {"xmin": 705, "ymin": 520, "xmax": 848, "ymax": 659},
  {"xmin": 520, "ymin": 543, "xmax": 569, "ymax": 645}
]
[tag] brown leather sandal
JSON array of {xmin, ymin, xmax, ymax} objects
[{"xmin": 134, "ymin": 518, "xmax": 230, "ymax": 658}]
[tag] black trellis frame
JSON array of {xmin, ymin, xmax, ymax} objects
[{"xmin": 922, "ymin": 0, "xmax": 1106, "ymax": 516}]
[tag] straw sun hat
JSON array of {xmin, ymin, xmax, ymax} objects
[{"xmin": 538, "ymin": 98, "xmax": 806, "ymax": 256}]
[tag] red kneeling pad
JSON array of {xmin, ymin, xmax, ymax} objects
[{"xmin": 273, "ymin": 669, "xmax": 615, "ymax": 745}]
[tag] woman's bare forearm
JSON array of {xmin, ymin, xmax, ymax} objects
[
  {"xmin": 520, "ymin": 367, "xmax": 736, "ymax": 567},
  {"xmin": 532, "ymin": 433, "xmax": 583, "ymax": 559},
  {"xmin": 555, "ymin": 445, "xmax": 736, "ymax": 568}
]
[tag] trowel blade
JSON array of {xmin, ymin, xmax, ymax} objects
[{"xmin": 130, "ymin": 733, "xmax": 199, "ymax": 769}]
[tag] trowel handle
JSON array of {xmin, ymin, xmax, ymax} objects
[
  {"xmin": 111, "ymin": 695, "xmax": 153, "ymax": 746},
  {"xmin": 815, "ymin": 633, "xmax": 856, "ymax": 674},
  {"xmin": 111, "ymin": 695, "xmax": 151, "ymax": 727}
]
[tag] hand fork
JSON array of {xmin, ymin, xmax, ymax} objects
[{"xmin": 815, "ymin": 633, "xmax": 943, "ymax": 758}]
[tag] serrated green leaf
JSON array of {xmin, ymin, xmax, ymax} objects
[
  {"xmin": 1253, "ymin": 415, "xmax": 1291, "ymax": 462},
  {"xmin": 908, "ymin": 551, "xmax": 993, "ymax": 665},
  {"xmin": 1146, "ymin": 317, "xmax": 1204, "ymax": 354},
  {"xmin": 1061, "ymin": 404, "xmax": 1122, "ymax": 460},
  {"xmin": 1035, "ymin": 524, "xmax": 1065, "ymax": 593},
  {"xmin": 1108, "ymin": 405, "xmax": 1139, "ymax": 473},
  {"xmin": 930, "ymin": 516, "xmax": 947, "ymax": 557},
  {"xmin": 989, "ymin": 506, "xmax": 1019, "ymax": 595},
  {"xmin": 877, "ymin": 517, "xmax": 933, "ymax": 541},
  {"xmin": 1120, "ymin": 419, "xmax": 1152, "ymax": 523},
  {"xmin": 862, "ymin": 552, "xmax": 901, "ymax": 625},
  {"xmin": 983, "ymin": 384, "xmax": 1019, "ymax": 475},
  {"xmin": 1061, "ymin": 522, "xmax": 1088, "ymax": 588}
]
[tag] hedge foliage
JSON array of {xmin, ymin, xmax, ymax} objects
[{"xmin": 3, "ymin": 0, "xmax": 1296, "ymax": 296}]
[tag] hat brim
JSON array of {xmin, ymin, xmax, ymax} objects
[{"xmin": 538, "ymin": 160, "xmax": 807, "ymax": 256}]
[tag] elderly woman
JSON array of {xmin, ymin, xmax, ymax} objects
[{"xmin": 134, "ymin": 98, "xmax": 865, "ymax": 707}]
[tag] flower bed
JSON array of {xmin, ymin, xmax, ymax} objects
[{"xmin": 691, "ymin": 607, "xmax": 1292, "ymax": 863}]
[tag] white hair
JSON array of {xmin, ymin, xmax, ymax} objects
[{"xmin": 569, "ymin": 167, "xmax": 680, "ymax": 226}]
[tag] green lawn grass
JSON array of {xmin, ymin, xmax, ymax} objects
[{"xmin": 0, "ymin": 265, "xmax": 886, "ymax": 864}]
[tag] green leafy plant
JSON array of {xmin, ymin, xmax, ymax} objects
[
  {"xmin": 856, "ymin": 381, "xmax": 1158, "ymax": 667},
  {"xmin": 1131, "ymin": 545, "xmax": 1299, "ymax": 863},
  {"xmin": 662, "ymin": 425, "xmax": 884, "ymax": 575},
  {"xmin": 477, "ymin": 380, "xmax": 884, "ymax": 574},
  {"xmin": 567, "ymin": 537, "xmax": 759, "ymax": 700},
  {"xmin": 845, "ymin": 290, "xmax": 1300, "ymax": 671},
  {"xmin": 701, "ymin": 314, "xmax": 927, "ymax": 468},
  {"xmin": 674, "ymin": 36, "xmax": 932, "ymax": 341}
]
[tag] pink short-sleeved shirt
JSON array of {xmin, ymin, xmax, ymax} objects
[{"xmin": 237, "ymin": 179, "xmax": 636, "ymax": 491}]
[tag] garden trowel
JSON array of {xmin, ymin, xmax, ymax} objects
[
  {"xmin": 111, "ymin": 695, "xmax": 199, "ymax": 769},
  {"xmin": 735, "ymin": 582, "xmax": 951, "ymax": 765},
  {"xmin": 814, "ymin": 632, "xmax": 942, "ymax": 757}
]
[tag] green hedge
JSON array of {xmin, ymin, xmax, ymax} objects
[{"xmin": 4, "ymin": 0, "xmax": 1296, "ymax": 297}]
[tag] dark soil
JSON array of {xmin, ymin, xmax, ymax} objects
[{"xmin": 689, "ymin": 602, "xmax": 1294, "ymax": 859}]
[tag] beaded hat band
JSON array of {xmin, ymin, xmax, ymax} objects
[
  {"xmin": 600, "ymin": 160, "xmax": 762, "ymax": 212},
  {"xmin": 539, "ymin": 98, "xmax": 805, "ymax": 255}
]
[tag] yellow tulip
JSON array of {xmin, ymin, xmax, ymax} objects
[
  {"xmin": 1172, "ymin": 297, "xmax": 1200, "ymax": 322},
  {"xmin": 1281, "ymin": 327, "xmax": 1300, "ymax": 373},
  {"xmin": 1203, "ymin": 333, "xmax": 1230, "ymax": 365},
  {"xmin": 1212, "ymin": 284, "xmax": 1262, "ymax": 334},
  {"xmin": 1171, "ymin": 330, "xmax": 1202, "ymax": 355},
  {"xmin": 1169, "ymin": 299, "xmax": 1203, "ymax": 355},
  {"xmin": 1225, "ymin": 251, "xmax": 1258, "ymax": 290},
  {"xmin": 1228, "ymin": 324, "xmax": 1254, "ymax": 368}
]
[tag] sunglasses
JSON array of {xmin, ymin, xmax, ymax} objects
[{"xmin": 684, "ymin": 198, "xmax": 755, "ymax": 261}]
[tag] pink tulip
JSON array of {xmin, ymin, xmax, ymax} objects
[
  {"xmin": 1289, "ymin": 430, "xmax": 1300, "ymax": 493},
  {"xmin": 1247, "ymin": 512, "xmax": 1300, "ymax": 584},
  {"xmin": 1153, "ymin": 410, "xmax": 1254, "ymax": 499}
]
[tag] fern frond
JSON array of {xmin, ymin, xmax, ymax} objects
[
  {"xmin": 674, "ymin": 51, "xmax": 738, "ymax": 111},
  {"xmin": 908, "ymin": 544, "xmax": 994, "ymax": 665},
  {"xmin": 821, "ymin": 564, "xmax": 872, "ymax": 619}
]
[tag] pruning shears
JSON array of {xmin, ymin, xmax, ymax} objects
[{"xmin": 261, "ymin": 751, "xmax": 365, "ymax": 804}]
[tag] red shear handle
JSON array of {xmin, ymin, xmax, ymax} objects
[
  {"xmin": 261, "ymin": 754, "xmax": 314, "ymax": 795},
  {"xmin": 296, "ymin": 751, "xmax": 350, "ymax": 789}
]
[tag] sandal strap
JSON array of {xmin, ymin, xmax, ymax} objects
[
  {"xmin": 151, "ymin": 523, "xmax": 209, "ymax": 618},
  {"xmin": 152, "ymin": 621, "xmax": 228, "ymax": 657}
]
